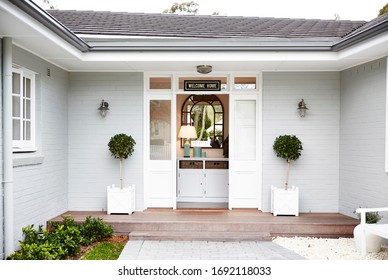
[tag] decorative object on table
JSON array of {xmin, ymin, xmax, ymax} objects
[
  {"xmin": 271, "ymin": 135, "xmax": 303, "ymax": 216},
  {"xmin": 193, "ymin": 147, "xmax": 202, "ymax": 157},
  {"xmin": 178, "ymin": 125, "xmax": 197, "ymax": 158}
]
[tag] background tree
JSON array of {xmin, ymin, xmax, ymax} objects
[
  {"xmin": 379, "ymin": 3, "xmax": 388, "ymax": 16},
  {"xmin": 163, "ymin": 1, "xmax": 199, "ymax": 14}
]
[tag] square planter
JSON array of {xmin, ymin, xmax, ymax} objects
[
  {"xmin": 271, "ymin": 185, "xmax": 299, "ymax": 216},
  {"xmin": 107, "ymin": 184, "xmax": 135, "ymax": 214}
]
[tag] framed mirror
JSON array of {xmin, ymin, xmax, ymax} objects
[{"xmin": 181, "ymin": 94, "xmax": 224, "ymax": 148}]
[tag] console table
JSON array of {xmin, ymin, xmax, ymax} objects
[{"xmin": 177, "ymin": 158, "xmax": 229, "ymax": 203}]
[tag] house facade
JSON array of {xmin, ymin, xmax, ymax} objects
[{"xmin": 1, "ymin": 0, "xmax": 388, "ymax": 258}]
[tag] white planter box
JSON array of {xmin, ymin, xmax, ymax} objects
[
  {"xmin": 271, "ymin": 185, "xmax": 299, "ymax": 216},
  {"xmin": 107, "ymin": 184, "xmax": 135, "ymax": 214}
]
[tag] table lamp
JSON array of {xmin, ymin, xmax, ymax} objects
[{"xmin": 178, "ymin": 125, "xmax": 197, "ymax": 157}]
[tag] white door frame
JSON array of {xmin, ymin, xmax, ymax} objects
[{"xmin": 143, "ymin": 72, "xmax": 262, "ymax": 210}]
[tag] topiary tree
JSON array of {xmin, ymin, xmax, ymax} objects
[
  {"xmin": 108, "ymin": 133, "xmax": 136, "ymax": 189},
  {"xmin": 273, "ymin": 135, "xmax": 303, "ymax": 190}
]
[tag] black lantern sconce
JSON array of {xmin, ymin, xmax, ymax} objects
[
  {"xmin": 297, "ymin": 99, "xmax": 308, "ymax": 117},
  {"xmin": 98, "ymin": 99, "xmax": 109, "ymax": 117}
]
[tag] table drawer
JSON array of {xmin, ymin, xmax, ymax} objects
[
  {"xmin": 179, "ymin": 160, "xmax": 203, "ymax": 169},
  {"xmin": 205, "ymin": 161, "xmax": 228, "ymax": 169}
]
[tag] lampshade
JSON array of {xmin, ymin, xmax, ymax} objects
[{"xmin": 178, "ymin": 125, "xmax": 197, "ymax": 139}]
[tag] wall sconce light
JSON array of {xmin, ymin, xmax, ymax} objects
[
  {"xmin": 297, "ymin": 99, "xmax": 308, "ymax": 117},
  {"xmin": 98, "ymin": 99, "xmax": 109, "ymax": 117},
  {"xmin": 178, "ymin": 125, "xmax": 198, "ymax": 157},
  {"xmin": 196, "ymin": 65, "xmax": 212, "ymax": 74}
]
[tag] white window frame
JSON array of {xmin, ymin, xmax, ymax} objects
[{"xmin": 12, "ymin": 66, "xmax": 36, "ymax": 152}]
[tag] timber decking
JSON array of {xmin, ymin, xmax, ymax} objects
[{"xmin": 49, "ymin": 209, "xmax": 358, "ymax": 241}]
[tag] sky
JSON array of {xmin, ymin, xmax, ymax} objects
[{"xmin": 33, "ymin": 0, "xmax": 387, "ymax": 21}]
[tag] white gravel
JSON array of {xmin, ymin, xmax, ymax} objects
[{"xmin": 272, "ymin": 237, "xmax": 388, "ymax": 260}]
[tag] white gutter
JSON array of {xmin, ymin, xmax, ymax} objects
[{"xmin": 2, "ymin": 37, "xmax": 14, "ymax": 258}]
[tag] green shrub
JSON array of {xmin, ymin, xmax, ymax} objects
[
  {"xmin": 8, "ymin": 242, "xmax": 63, "ymax": 260},
  {"xmin": 79, "ymin": 216, "xmax": 113, "ymax": 245},
  {"xmin": 356, "ymin": 211, "xmax": 382, "ymax": 224},
  {"xmin": 8, "ymin": 215, "xmax": 113, "ymax": 260},
  {"xmin": 7, "ymin": 225, "xmax": 64, "ymax": 260}
]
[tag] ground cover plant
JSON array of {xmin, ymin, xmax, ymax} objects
[
  {"xmin": 80, "ymin": 236, "xmax": 128, "ymax": 260},
  {"xmin": 7, "ymin": 216, "xmax": 116, "ymax": 260}
]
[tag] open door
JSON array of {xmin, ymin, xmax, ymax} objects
[
  {"xmin": 144, "ymin": 96, "xmax": 175, "ymax": 208},
  {"xmin": 229, "ymin": 94, "xmax": 261, "ymax": 209}
]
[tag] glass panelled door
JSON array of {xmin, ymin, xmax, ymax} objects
[
  {"xmin": 229, "ymin": 95, "xmax": 261, "ymax": 209},
  {"xmin": 145, "ymin": 96, "xmax": 175, "ymax": 208}
]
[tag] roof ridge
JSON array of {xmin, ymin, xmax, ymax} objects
[{"xmin": 48, "ymin": 9, "xmax": 366, "ymax": 23}]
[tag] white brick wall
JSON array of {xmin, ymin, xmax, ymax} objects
[
  {"xmin": 262, "ymin": 72, "xmax": 340, "ymax": 212},
  {"xmin": 12, "ymin": 46, "xmax": 69, "ymax": 247},
  {"xmin": 340, "ymin": 58, "xmax": 388, "ymax": 221},
  {"xmin": 68, "ymin": 72, "xmax": 144, "ymax": 211}
]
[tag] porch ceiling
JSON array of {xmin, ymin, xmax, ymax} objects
[{"xmin": 1, "ymin": 1, "xmax": 387, "ymax": 72}]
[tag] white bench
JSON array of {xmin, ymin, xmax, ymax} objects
[{"xmin": 355, "ymin": 207, "xmax": 388, "ymax": 256}]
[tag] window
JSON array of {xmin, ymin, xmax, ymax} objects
[
  {"xmin": 12, "ymin": 67, "xmax": 36, "ymax": 152},
  {"xmin": 149, "ymin": 77, "xmax": 172, "ymax": 90}
]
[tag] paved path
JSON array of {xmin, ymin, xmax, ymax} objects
[{"xmin": 118, "ymin": 240, "xmax": 305, "ymax": 260}]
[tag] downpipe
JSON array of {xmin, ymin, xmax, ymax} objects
[{"xmin": 2, "ymin": 37, "xmax": 14, "ymax": 258}]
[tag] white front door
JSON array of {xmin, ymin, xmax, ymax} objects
[
  {"xmin": 229, "ymin": 94, "xmax": 261, "ymax": 209},
  {"xmin": 144, "ymin": 96, "xmax": 175, "ymax": 208}
]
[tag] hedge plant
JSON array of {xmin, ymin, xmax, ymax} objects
[{"xmin": 7, "ymin": 216, "xmax": 113, "ymax": 260}]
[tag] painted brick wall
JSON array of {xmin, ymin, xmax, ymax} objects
[
  {"xmin": 262, "ymin": 72, "xmax": 340, "ymax": 212},
  {"xmin": 340, "ymin": 58, "xmax": 388, "ymax": 221},
  {"xmin": 68, "ymin": 72, "xmax": 144, "ymax": 211},
  {"xmin": 12, "ymin": 46, "xmax": 69, "ymax": 248}
]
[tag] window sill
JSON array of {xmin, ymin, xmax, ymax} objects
[{"xmin": 13, "ymin": 153, "xmax": 44, "ymax": 167}]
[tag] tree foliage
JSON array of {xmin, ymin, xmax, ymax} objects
[
  {"xmin": 108, "ymin": 133, "xmax": 136, "ymax": 160},
  {"xmin": 163, "ymin": 1, "xmax": 199, "ymax": 14},
  {"xmin": 378, "ymin": 3, "xmax": 388, "ymax": 16},
  {"xmin": 273, "ymin": 135, "xmax": 303, "ymax": 162},
  {"xmin": 42, "ymin": 0, "xmax": 57, "ymax": 9}
]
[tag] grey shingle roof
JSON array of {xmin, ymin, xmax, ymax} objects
[{"xmin": 47, "ymin": 10, "xmax": 366, "ymax": 39}]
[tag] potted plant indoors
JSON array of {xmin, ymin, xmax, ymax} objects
[
  {"xmin": 271, "ymin": 135, "xmax": 303, "ymax": 216},
  {"xmin": 106, "ymin": 133, "xmax": 136, "ymax": 214}
]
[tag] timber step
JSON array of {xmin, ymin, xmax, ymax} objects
[
  {"xmin": 49, "ymin": 210, "xmax": 359, "ymax": 240},
  {"xmin": 128, "ymin": 231, "xmax": 272, "ymax": 241}
]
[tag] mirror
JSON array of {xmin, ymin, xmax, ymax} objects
[{"xmin": 181, "ymin": 95, "xmax": 224, "ymax": 148}]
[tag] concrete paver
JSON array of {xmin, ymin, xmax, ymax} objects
[{"xmin": 118, "ymin": 240, "xmax": 305, "ymax": 260}]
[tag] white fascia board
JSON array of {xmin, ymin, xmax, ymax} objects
[
  {"xmin": 81, "ymin": 50, "xmax": 338, "ymax": 63},
  {"xmin": 1, "ymin": 1, "xmax": 84, "ymax": 60},
  {"xmin": 337, "ymin": 32, "xmax": 388, "ymax": 61}
]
